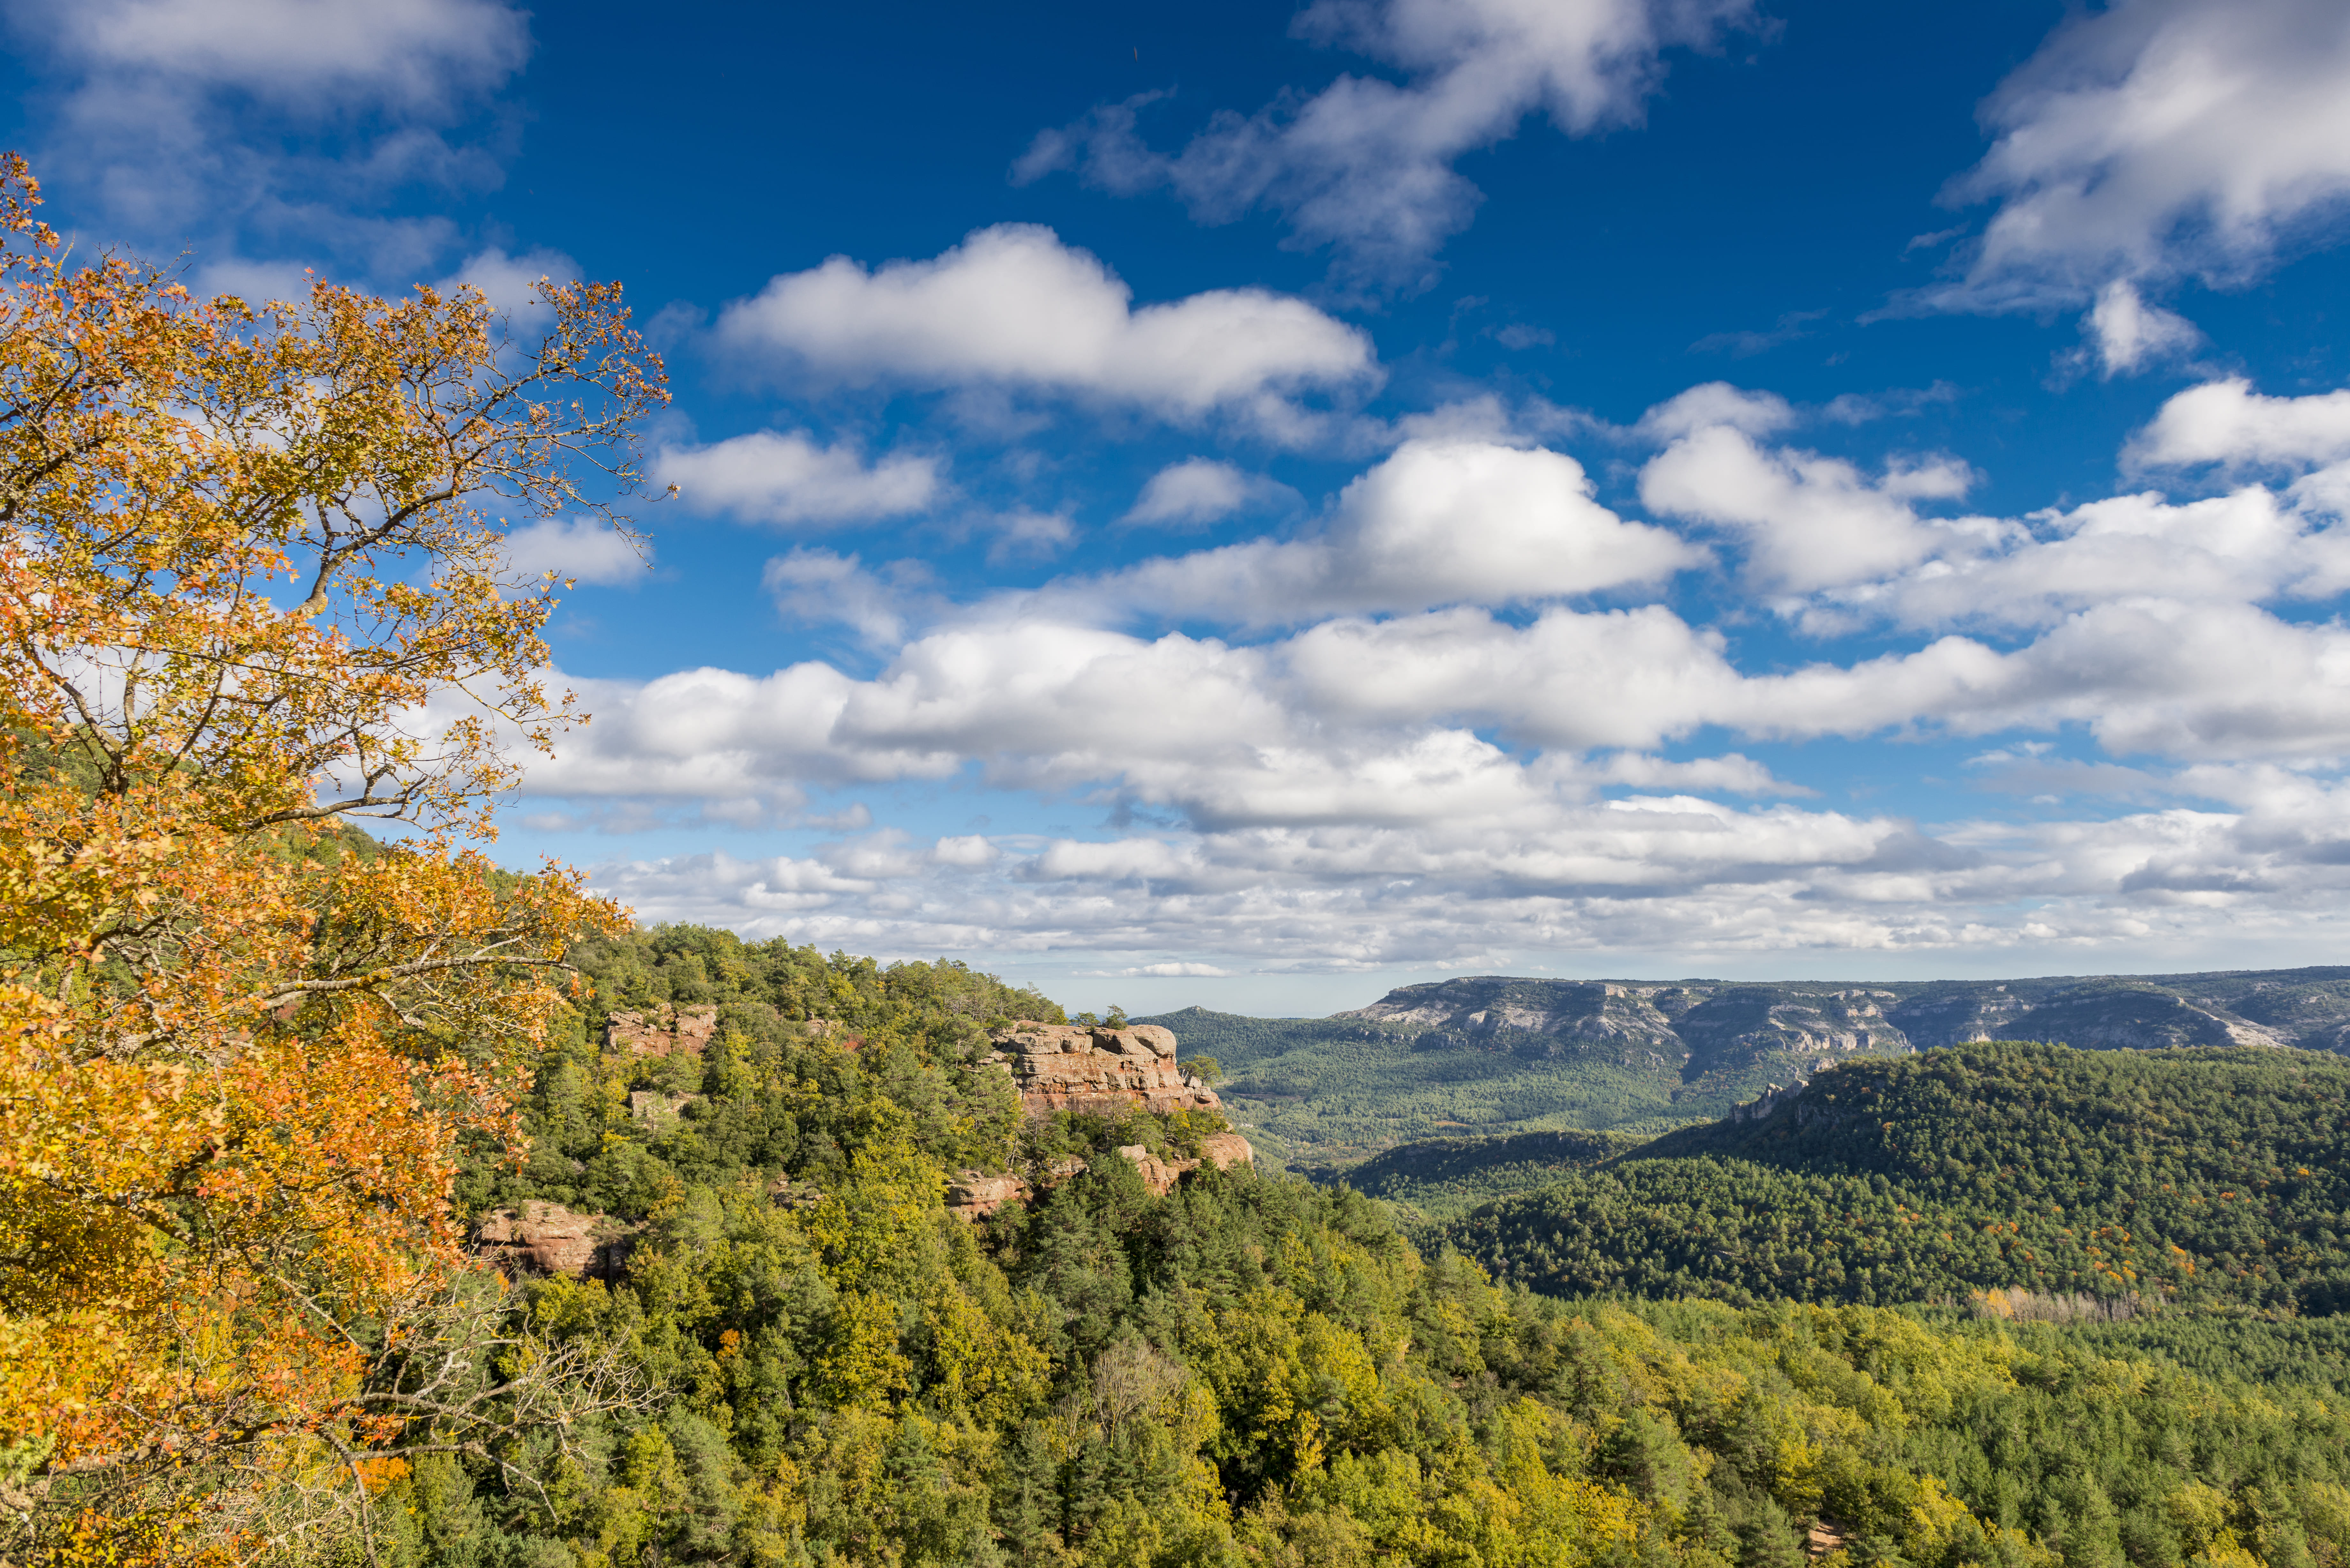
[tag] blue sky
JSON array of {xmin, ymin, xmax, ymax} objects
[{"xmin": 10, "ymin": 0, "xmax": 2350, "ymax": 1014}]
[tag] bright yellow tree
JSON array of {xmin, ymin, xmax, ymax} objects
[{"xmin": 0, "ymin": 155, "xmax": 665, "ymax": 1562}]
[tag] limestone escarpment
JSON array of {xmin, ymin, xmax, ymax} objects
[
  {"xmin": 986, "ymin": 1021, "xmax": 1224, "ymax": 1119},
  {"xmin": 1328, "ymin": 968, "xmax": 2350, "ymax": 1099}
]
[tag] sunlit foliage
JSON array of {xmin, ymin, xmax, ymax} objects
[{"xmin": 0, "ymin": 155, "xmax": 664, "ymax": 1559}]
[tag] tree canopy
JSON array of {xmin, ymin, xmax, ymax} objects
[
  {"xmin": 0, "ymin": 154, "xmax": 665, "ymax": 1560},
  {"xmin": 1443, "ymin": 1043, "xmax": 2350, "ymax": 1315}
]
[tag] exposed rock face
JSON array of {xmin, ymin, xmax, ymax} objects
[
  {"xmin": 1197, "ymin": 1131, "xmax": 1254, "ymax": 1170},
  {"xmin": 1116, "ymin": 1146, "xmax": 1188, "ymax": 1197},
  {"xmin": 946, "ymin": 1170, "xmax": 1030, "ymax": 1219},
  {"xmin": 942, "ymin": 1020, "xmax": 1253, "ymax": 1216},
  {"xmin": 474, "ymin": 1201, "xmax": 630, "ymax": 1278},
  {"xmin": 606, "ymin": 1003, "xmax": 719, "ymax": 1056},
  {"xmin": 1113, "ymin": 1132, "xmax": 1259, "ymax": 1197},
  {"xmin": 947, "ymin": 1132, "xmax": 1256, "ymax": 1215},
  {"xmin": 987, "ymin": 1021, "xmax": 1221, "ymax": 1119},
  {"xmin": 1329, "ymin": 968, "xmax": 2350, "ymax": 1103}
]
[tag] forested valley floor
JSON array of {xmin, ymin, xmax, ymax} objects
[{"xmin": 336, "ymin": 926, "xmax": 2350, "ymax": 1568}]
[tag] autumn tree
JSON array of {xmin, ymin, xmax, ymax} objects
[{"xmin": 0, "ymin": 155, "xmax": 666, "ymax": 1562}]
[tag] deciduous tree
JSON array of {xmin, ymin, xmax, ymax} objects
[{"xmin": 0, "ymin": 154, "xmax": 664, "ymax": 1562}]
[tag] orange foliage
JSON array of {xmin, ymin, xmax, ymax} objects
[{"xmin": 0, "ymin": 155, "xmax": 663, "ymax": 1558}]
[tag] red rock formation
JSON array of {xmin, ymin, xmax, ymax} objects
[
  {"xmin": 1111, "ymin": 1133, "xmax": 1256, "ymax": 1196},
  {"xmin": 1114, "ymin": 1145, "xmax": 1187, "ymax": 1196},
  {"xmin": 937, "ymin": 1022, "xmax": 1255, "ymax": 1215},
  {"xmin": 988, "ymin": 1022, "xmax": 1223, "ymax": 1119},
  {"xmin": 946, "ymin": 1170, "xmax": 1030, "ymax": 1219},
  {"xmin": 605, "ymin": 1003, "xmax": 719, "ymax": 1056},
  {"xmin": 474, "ymin": 1201, "xmax": 629, "ymax": 1278}
]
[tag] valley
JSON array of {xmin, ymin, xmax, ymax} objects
[{"xmin": 1143, "ymin": 965, "xmax": 2350, "ymax": 1165}]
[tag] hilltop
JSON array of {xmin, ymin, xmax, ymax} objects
[{"xmin": 1442, "ymin": 1040, "xmax": 2350, "ymax": 1314}]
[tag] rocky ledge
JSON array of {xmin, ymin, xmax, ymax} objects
[
  {"xmin": 946, "ymin": 1132, "xmax": 1254, "ymax": 1219},
  {"xmin": 939, "ymin": 1021, "xmax": 1252, "ymax": 1218},
  {"xmin": 606, "ymin": 1002, "xmax": 719, "ymax": 1057},
  {"xmin": 986, "ymin": 1021, "xmax": 1223, "ymax": 1119},
  {"xmin": 474, "ymin": 1200, "xmax": 633, "ymax": 1278}
]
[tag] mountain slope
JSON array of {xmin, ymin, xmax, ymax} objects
[
  {"xmin": 1137, "ymin": 1004, "xmax": 1700, "ymax": 1160},
  {"xmin": 1441, "ymin": 1041, "xmax": 2350, "ymax": 1314},
  {"xmin": 1143, "ymin": 967, "xmax": 2350, "ymax": 1163}
]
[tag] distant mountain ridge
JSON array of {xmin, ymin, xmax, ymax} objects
[
  {"xmin": 1140, "ymin": 966, "xmax": 2350, "ymax": 1162},
  {"xmin": 1339, "ymin": 965, "xmax": 2350, "ymax": 1073}
]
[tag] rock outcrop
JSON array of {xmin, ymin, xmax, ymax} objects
[
  {"xmin": 944, "ymin": 1132, "xmax": 1255, "ymax": 1217},
  {"xmin": 606, "ymin": 1003, "xmax": 719, "ymax": 1056},
  {"xmin": 945, "ymin": 1171, "xmax": 1030, "ymax": 1219},
  {"xmin": 987, "ymin": 1021, "xmax": 1222, "ymax": 1118},
  {"xmin": 474, "ymin": 1200, "xmax": 631, "ymax": 1278},
  {"xmin": 1113, "ymin": 1132, "xmax": 1257, "ymax": 1197},
  {"xmin": 936, "ymin": 1022, "xmax": 1252, "ymax": 1217}
]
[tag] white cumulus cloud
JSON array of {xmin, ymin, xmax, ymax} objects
[
  {"xmin": 8, "ymin": 0, "xmax": 531, "ymax": 276},
  {"xmin": 2126, "ymin": 377, "xmax": 2350, "ymax": 474},
  {"xmin": 655, "ymin": 431, "xmax": 943, "ymax": 527},
  {"xmin": 1121, "ymin": 459, "xmax": 1301, "ymax": 529},
  {"xmin": 1931, "ymin": 0, "xmax": 2350, "ymax": 313},
  {"xmin": 1086, "ymin": 438, "xmax": 1702, "ymax": 624},
  {"xmin": 439, "ymin": 245, "xmax": 580, "ymax": 321},
  {"xmin": 499, "ymin": 517, "xmax": 648, "ymax": 586},
  {"xmin": 1637, "ymin": 421, "xmax": 1989, "ymax": 594},
  {"xmin": 16, "ymin": 0, "xmax": 528, "ymax": 105},
  {"xmin": 712, "ymin": 225, "xmax": 1379, "ymax": 439},
  {"xmin": 2082, "ymin": 279, "xmax": 2203, "ymax": 377}
]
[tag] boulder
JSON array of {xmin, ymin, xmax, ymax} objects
[
  {"xmin": 474, "ymin": 1201, "xmax": 629, "ymax": 1278},
  {"xmin": 1115, "ymin": 1144, "xmax": 1188, "ymax": 1197},
  {"xmin": 1126, "ymin": 1024, "xmax": 1179, "ymax": 1059},
  {"xmin": 1199, "ymin": 1132, "xmax": 1255, "ymax": 1171}
]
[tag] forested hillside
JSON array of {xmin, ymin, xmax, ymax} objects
[
  {"xmin": 31, "ymin": 152, "xmax": 2350, "ymax": 1568},
  {"xmin": 372, "ymin": 938, "xmax": 2350, "ymax": 1565},
  {"xmin": 1445, "ymin": 1042, "xmax": 2350, "ymax": 1315},
  {"xmin": 1308, "ymin": 1129, "xmax": 1644, "ymax": 1229},
  {"xmin": 1137, "ymin": 1006, "xmax": 1698, "ymax": 1161}
]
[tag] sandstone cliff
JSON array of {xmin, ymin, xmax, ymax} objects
[
  {"xmin": 985, "ymin": 1021, "xmax": 1224, "ymax": 1119},
  {"xmin": 935, "ymin": 1021, "xmax": 1251, "ymax": 1218}
]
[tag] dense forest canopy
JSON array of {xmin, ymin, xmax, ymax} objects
[
  {"xmin": 1444, "ymin": 1043, "xmax": 2350, "ymax": 1315},
  {"xmin": 1300, "ymin": 1130, "xmax": 1646, "ymax": 1231},
  {"xmin": 29, "ymin": 902, "xmax": 2350, "ymax": 1567},
  {"xmin": 332, "ymin": 937, "xmax": 2350, "ymax": 1568}
]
